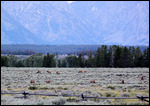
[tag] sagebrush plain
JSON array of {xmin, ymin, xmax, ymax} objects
[{"xmin": 1, "ymin": 67, "xmax": 149, "ymax": 105}]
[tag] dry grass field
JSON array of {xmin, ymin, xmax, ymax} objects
[{"xmin": 1, "ymin": 67, "xmax": 149, "ymax": 105}]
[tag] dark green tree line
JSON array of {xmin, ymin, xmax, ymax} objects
[
  {"xmin": 43, "ymin": 53, "xmax": 56, "ymax": 67},
  {"xmin": 1, "ymin": 45, "xmax": 149, "ymax": 68}
]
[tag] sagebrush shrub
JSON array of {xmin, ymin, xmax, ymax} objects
[
  {"xmin": 51, "ymin": 96, "xmax": 66, "ymax": 105},
  {"xmin": 120, "ymin": 93, "xmax": 130, "ymax": 97}
]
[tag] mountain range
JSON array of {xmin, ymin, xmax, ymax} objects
[{"xmin": 1, "ymin": 1, "xmax": 149, "ymax": 46}]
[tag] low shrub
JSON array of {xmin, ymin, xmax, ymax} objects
[
  {"xmin": 113, "ymin": 99, "xmax": 127, "ymax": 105},
  {"xmin": 52, "ymin": 96, "xmax": 66, "ymax": 105},
  {"xmin": 56, "ymin": 87, "xmax": 68, "ymax": 90},
  {"xmin": 105, "ymin": 92, "xmax": 116, "ymax": 97},
  {"xmin": 66, "ymin": 97, "xmax": 77, "ymax": 102},
  {"xmin": 107, "ymin": 86, "xmax": 116, "ymax": 90},
  {"xmin": 28, "ymin": 86, "xmax": 38, "ymax": 90},
  {"xmin": 57, "ymin": 86, "xmax": 63, "ymax": 90},
  {"xmin": 63, "ymin": 88, "xmax": 68, "ymax": 90},
  {"xmin": 128, "ymin": 102, "xmax": 144, "ymax": 105},
  {"xmin": 39, "ymin": 87, "xmax": 49, "ymax": 90},
  {"xmin": 120, "ymin": 93, "xmax": 130, "ymax": 97},
  {"xmin": 98, "ymin": 92, "xmax": 103, "ymax": 96}
]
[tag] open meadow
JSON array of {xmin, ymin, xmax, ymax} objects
[{"xmin": 1, "ymin": 67, "xmax": 149, "ymax": 105}]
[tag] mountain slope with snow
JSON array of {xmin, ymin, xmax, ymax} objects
[
  {"xmin": 1, "ymin": 7, "xmax": 46, "ymax": 44},
  {"xmin": 1, "ymin": 1, "xmax": 149, "ymax": 45}
]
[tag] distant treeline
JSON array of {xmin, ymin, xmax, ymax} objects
[
  {"xmin": 1, "ymin": 45, "xmax": 149, "ymax": 68},
  {"xmin": 1, "ymin": 44, "xmax": 148, "ymax": 55},
  {"xmin": 1, "ymin": 50, "xmax": 36, "ymax": 55}
]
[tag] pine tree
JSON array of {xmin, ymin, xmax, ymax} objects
[
  {"xmin": 7, "ymin": 55, "xmax": 17, "ymax": 67},
  {"xmin": 142, "ymin": 47, "xmax": 149, "ymax": 67},
  {"xmin": 72, "ymin": 56, "xmax": 78, "ymax": 67},
  {"xmin": 43, "ymin": 55, "xmax": 47, "ymax": 67},
  {"xmin": 134, "ymin": 47, "xmax": 142, "ymax": 67},
  {"xmin": 121, "ymin": 46, "xmax": 129, "ymax": 67},
  {"xmin": 130, "ymin": 46, "xmax": 136, "ymax": 67},
  {"xmin": 78, "ymin": 54, "xmax": 84, "ymax": 67},
  {"xmin": 24, "ymin": 58, "xmax": 30, "ymax": 67},
  {"xmin": 58, "ymin": 59, "xmax": 61, "ymax": 67},
  {"xmin": 47, "ymin": 53, "xmax": 51, "ymax": 67},
  {"xmin": 107, "ymin": 46, "xmax": 112, "ymax": 67},
  {"xmin": 86, "ymin": 50, "xmax": 93, "ymax": 67},
  {"xmin": 99, "ymin": 45, "xmax": 107, "ymax": 67},
  {"xmin": 66, "ymin": 56, "xmax": 73, "ymax": 67},
  {"xmin": 94, "ymin": 47, "xmax": 101, "ymax": 67},
  {"xmin": 113, "ymin": 46, "xmax": 121, "ymax": 67},
  {"xmin": 16, "ymin": 60, "xmax": 24, "ymax": 67},
  {"xmin": 111, "ymin": 45, "xmax": 118, "ymax": 67},
  {"xmin": 1, "ymin": 56, "xmax": 9, "ymax": 67},
  {"xmin": 146, "ymin": 47, "xmax": 149, "ymax": 67},
  {"xmin": 61, "ymin": 59, "xmax": 67, "ymax": 67}
]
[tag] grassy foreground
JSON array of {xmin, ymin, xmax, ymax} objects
[{"xmin": 1, "ymin": 67, "xmax": 149, "ymax": 105}]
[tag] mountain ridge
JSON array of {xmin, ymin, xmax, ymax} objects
[
  {"xmin": 1, "ymin": 1, "xmax": 149, "ymax": 46},
  {"xmin": 1, "ymin": 7, "xmax": 47, "ymax": 44}
]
